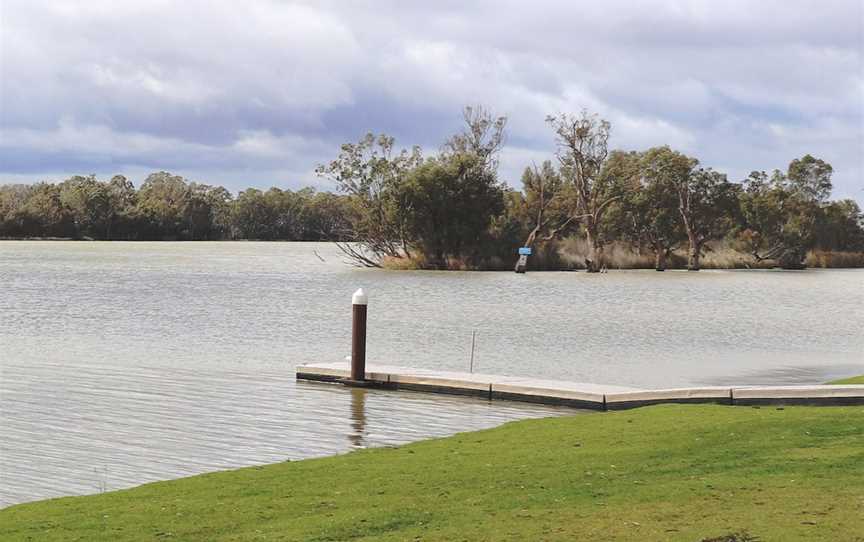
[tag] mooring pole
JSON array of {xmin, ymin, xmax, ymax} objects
[
  {"xmin": 351, "ymin": 288, "xmax": 368, "ymax": 381},
  {"xmin": 515, "ymin": 246, "xmax": 531, "ymax": 273}
]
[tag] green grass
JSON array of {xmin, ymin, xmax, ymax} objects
[
  {"xmin": 2, "ymin": 405, "xmax": 863, "ymax": 541},
  {"xmin": 828, "ymin": 375, "xmax": 864, "ymax": 384}
]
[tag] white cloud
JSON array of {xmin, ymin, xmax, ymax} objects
[
  {"xmin": 0, "ymin": 0, "xmax": 861, "ymax": 200},
  {"xmin": 0, "ymin": 118, "xmax": 211, "ymax": 156}
]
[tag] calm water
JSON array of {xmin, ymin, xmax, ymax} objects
[{"xmin": 1, "ymin": 241, "xmax": 863, "ymax": 507}]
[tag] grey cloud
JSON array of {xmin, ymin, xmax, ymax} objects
[{"xmin": 0, "ymin": 0, "xmax": 861, "ymax": 200}]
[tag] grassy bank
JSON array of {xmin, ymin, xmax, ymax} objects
[
  {"xmin": 830, "ymin": 375, "xmax": 864, "ymax": 384},
  {"xmin": 2, "ymin": 405, "xmax": 863, "ymax": 541}
]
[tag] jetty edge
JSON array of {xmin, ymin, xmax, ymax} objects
[{"xmin": 296, "ymin": 362, "xmax": 864, "ymax": 410}]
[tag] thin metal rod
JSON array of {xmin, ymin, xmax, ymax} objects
[{"xmin": 469, "ymin": 330, "xmax": 476, "ymax": 373}]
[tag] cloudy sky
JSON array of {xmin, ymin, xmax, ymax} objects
[{"xmin": 1, "ymin": 0, "xmax": 862, "ymax": 201}]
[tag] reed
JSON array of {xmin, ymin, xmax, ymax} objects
[
  {"xmin": 380, "ymin": 254, "xmax": 425, "ymax": 270},
  {"xmin": 381, "ymin": 241, "xmax": 864, "ymax": 270},
  {"xmin": 806, "ymin": 250, "xmax": 864, "ymax": 268}
]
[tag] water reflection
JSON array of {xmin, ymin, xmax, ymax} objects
[
  {"xmin": 704, "ymin": 363, "xmax": 864, "ymax": 386},
  {"xmin": 348, "ymin": 388, "xmax": 367, "ymax": 449},
  {"xmin": 0, "ymin": 361, "xmax": 566, "ymax": 508}
]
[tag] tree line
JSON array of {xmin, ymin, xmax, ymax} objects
[
  {"xmin": 2, "ymin": 106, "xmax": 862, "ymax": 270},
  {"xmin": 0, "ymin": 172, "xmax": 353, "ymax": 242},
  {"xmin": 317, "ymin": 107, "xmax": 864, "ymax": 271}
]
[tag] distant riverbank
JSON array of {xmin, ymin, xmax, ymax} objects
[
  {"xmin": 381, "ymin": 238, "xmax": 864, "ymax": 270},
  {"xmin": 4, "ymin": 238, "xmax": 864, "ymax": 269}
]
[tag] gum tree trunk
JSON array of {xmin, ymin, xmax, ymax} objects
[
  {"xmin": 654, "ymin": 247, "xmax": 667, "ymax": 271},
  {"xmin": 584, "ymin": 227, "xmax": 602, "ymax": 273},
  {"xmin": 687, "ymin": 235, "xmax": 701, "ymax": 271},
  {"xmin": 779, "ymin": 246, "xmax": 807, "ymax": 269}
]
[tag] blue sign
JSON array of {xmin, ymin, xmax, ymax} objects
[{"xmin": 518, "ymin": 247, "xmax": 532, "ymax": 256}]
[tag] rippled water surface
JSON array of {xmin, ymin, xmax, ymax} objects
[{"xmin": 2, "ymin": 241, "xmax": 863, "ymax": 507}]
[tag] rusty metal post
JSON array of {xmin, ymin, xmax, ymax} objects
[{"xmin": 351, "ymin": 288, "xmax": 368, "ymax": 381}]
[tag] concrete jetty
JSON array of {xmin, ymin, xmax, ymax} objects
[{"xmin": 296, "ymin": 362, "xmax": 864, "ymax": 410}]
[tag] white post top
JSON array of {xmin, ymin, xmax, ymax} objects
[{"xmin": 352, "ymin": 288, "xmax": 368, "ymax": 305}]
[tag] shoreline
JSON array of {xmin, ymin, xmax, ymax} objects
[
  {"xmin": 3, "ymin": 402, "xmax": 862, "ymax": 540},
  {"xmin": 2, "ymin": 239, "xmax": 863, "ymax": 269}
]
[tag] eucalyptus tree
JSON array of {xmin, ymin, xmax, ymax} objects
[
  {"xmin": 813, "ymin": 199, "xmax": 864, "ymax": 251},
  {"xmin": 232, "ymin": 188, "xmax": 278, "ymax": 240},
  {"xmin": 21, "ymin": 183, "xmax": 75, "ymax": 238},
  {"xmin": 518, "ymin": 160, "xmax": 573, "ymax": 249},
  {"xmin": 601, "ymin": 148, "xmax": 686, "ymax": 271},
  {"xmin": 638, "ymin": 147, "xmax": 741, "ymax": 270},
  {"xmin": 105, "ymin": 175, "xmax": 138, "ymax": 239},
  {"xmin": 136, "ymin": 171, "xmax": 194, "ymax": 240},
  {"xmin": 0, "ymin": 184, "xmax": 32, "ymax": 237},
  {"xmin": 301, "ymin": 190, "xmax": 355, "ymax": 241},
  {"xmin": 546, "ymin": 110, "xmax": 625, "ymax": 272},
  {"xmin": 635, "ymin": 147, "xmax": 691, "ymax": 270},
  {"xmin": 399, "ymin": 153, "xmax": 504, "ymax": 268},
  {"xmin": 266, "ymin": 188, "xmax": 308, "ymax": 240},
  {"xmin": 187, "ymin": 183, "xmax": 232, "ymax": 240},
  {"xmin": 394, "ymin": 106, "xmax": 508, "ymax": 268},
  {"xmin": 674, "ymin": 166, "xmax": 738, "ymax": 270},
  {"xmin": 58, "ymin": 174, "xmax": 140, "ymax": 239},
  {"xmin": 440, "ymin": 105, "xmax": 507, "ymax": 173},
  {"xmin": 786, "ymin": 154, "xmax": 833, "ymax": 201},
  {"xmin": 739, "ymin": 155, "xmax": 833, "ymax": 268},
  {"xmin": 316, "ymin": 133, "xmax": 423, "ymax": 266},
  {"xmin": 59, "ymin": 175, "xmax": 112, "ymax": 239}
]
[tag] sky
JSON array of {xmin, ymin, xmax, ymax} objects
[{"xmin": 1, "ymin": 0, "xmax": 862, "ymax": 201}]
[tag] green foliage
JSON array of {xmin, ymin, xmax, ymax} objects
[
  {"xmin": 135, "ymin": 171, "xmax": 232, "ymax": 240},
  {"xmin": 738, "ymin": 156, "xmax": 837, "ymax": 269},
  {"xmin": 440, "ymin": 105, "xmax": 507, "ymax": 172},
  {"xmin": 522, "ymin": 162, "xmax": 567, "ymax": 225},
  {"xmin": 314, "ymin": 106, "xmax": 509, "ymax": 268},
  {"xmin": 3, "ymin": 405, "xmax": 863, "ymax": 541},
  {"xmin": 519, "ymin": 161, "xmax": 575, "ymax": 246},
  {"xmin": 786, "ymin": 154, "xmax": 833, "ymax": 202},
  {"xmin": 0, "ymin": 174, "xmax": 352, "ymax": 242},
  {"xmin": 813, "ymin": 199, "xmax": 864, "ymax": 252},
  {"xmin": 233, "ymin": 188, "xmax": 298, "ymax": 240},
  {"xmin": 230, "ymin": 187, "xmax": 354, "ymax": 241},
  {"xmin": 135, "ymin": 171, "xmax": 191, "ymax": 239},
  {"xmin": 315, "ymin": 133, "xmax": 423, "ymax": 265},
  {"xmin": 399, "ymin": 154, "xmax": 504, "ymax": 267},
  {"xmin": 59, "ymin": 175, "xmax": 113, "ymax": 238},
  {"xmin": 827, "ymin": 375, "xmax": 864, "ymax": 384},
  {"xmin": 605, "ymin": 148, "xmax": 687, "ymax": 270},
  {"xmin": 1, "ymin": 114, "xmax": 862, "ymax": 271},
  {"xmin": 546, "ymin": 110, "xmax": 625, "ymax": 271},
  {"xmin": 17, "ymin": 183, "xmax": 76, "ymax": 238},
  {"xmin": 677, "ymin": 167, "xmax": 740, "ymax": 269}
]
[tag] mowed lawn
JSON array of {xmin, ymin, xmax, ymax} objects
[
  {"xmin": 830, "ymin": 375, "xmax": 864, "ymax": 384},
  {"xmin": 2, "ymin": 404, "xmax": 863, "ymax": 542}
]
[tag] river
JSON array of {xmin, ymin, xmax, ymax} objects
[{"xmin": 1, "ymin": 241, "xmax": 862, "ymax": 507}]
